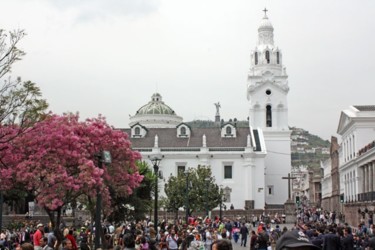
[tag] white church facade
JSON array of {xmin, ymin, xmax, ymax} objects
[{"xmin": 124, "ymin": 11, "xmax": 292, "ymax": 210}]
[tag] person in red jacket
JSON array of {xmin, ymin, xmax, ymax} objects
[
  {"xmin": 33, "ymin": 224, "xmax": 44, "ymax": 250},
  {"xmin": 65, "ymin": 229, "xmax": 78, "ymax": 250}
]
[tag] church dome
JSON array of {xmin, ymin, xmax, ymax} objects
[
  {"xmin": 129, "ymin": 93, "xmax": 183, "ymax": 128},
  {"xmin": 136, "ymin": 93, "xmax": 176, "ymax": 115},
  {"xmin": 258, "ymin": 14, "xmax": 274, "ymax": 32}
]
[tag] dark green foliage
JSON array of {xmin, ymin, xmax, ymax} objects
[
  {"xmin": 164, "ymin": 165, "xmax": 222, "ymax": 218},
  {"xmin": 186, "ymin": 120, "xmax": 249, "ymax": 128},
  {"xmin": 106, "ymin": 161, "xmax": 155, "ymax": 223}
]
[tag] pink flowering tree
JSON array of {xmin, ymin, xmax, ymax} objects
[{"xmin": 5, "ymin": 113, "xmax": 143, "ymax": 234}]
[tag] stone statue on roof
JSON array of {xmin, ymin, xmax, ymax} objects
[{"xmin": 214, "ymin": 102, "xmax": 221, "ymax": 116}]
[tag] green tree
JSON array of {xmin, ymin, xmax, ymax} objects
[
  {"xmin": 164, "ymin": 165, "xmax": 221, "ymax": 219},
  {"xmin": 106, "ymin": 160, "xmax": 155, "ymax": 223},
  {"xmin": 0, "ymin": 29, "xmax": 48, "ymax": 140}
]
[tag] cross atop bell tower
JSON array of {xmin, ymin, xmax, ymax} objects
[{"xmin": 263, "ymin": 8, "xmax": 268, "ymax": 16}]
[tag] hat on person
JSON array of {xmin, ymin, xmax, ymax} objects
[
  {"xmin": 276, "ymin": 230, "xmax": 320, "ymax": 250},
  {"xmin": 37, "ymin": 223, "xmax": 44, "ymax": 228}
]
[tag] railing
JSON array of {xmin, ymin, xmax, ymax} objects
[{"xmin": 356, "ymin": 191, "xmax": 375, "ymax": 202}]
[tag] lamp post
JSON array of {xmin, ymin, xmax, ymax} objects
[
  {"xmin": 94, "ymin": 151, "xmax": 111, "ymax": 250},
  {"xmin": 185, "ymin": 170, "xmax": 189, "ymax": 224},
  {"xmin": 151, "ymin": 156, "xmax": 162, "ymax": 234},
  {"xmin": 205, "ymin": 177, "xmax": 210, "ymax": 217},
  {"xmin": 219, "ymin": 186, "xmax": 223, "ymax": 221},
  {"xmin": 0, "ymin": 190, "xmax": 3, "ymax": 232}
]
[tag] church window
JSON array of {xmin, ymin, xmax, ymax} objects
[
  {"xmin": 255, "ymin": 52, "xmax": 258, "ymax": 65},
  {"xmin": 135, "ymin": 127, "xmax": 140, "ymax": 135},
  {"xmin": 265, "ymin": 51, "xmax": 270, "ymax": 64},
  {"xmin": 224, "ymin": 165, "xmax": 232, "ymax": 179},
  {"xmin": 226, "ymin": 126, "xmax": 232, "ymax": 135},
  {"xmin": 180, "ymin": 126, "xmax": 186, "ymax": 135},
  {"xmin": 276, "ymin": 52, "xmax": 280, "ymax": 64},
  {"xmin": 266, "ymin": 105, "xmax": 272, "ymax": 127},
  {"xmin": 268, "ymin": 185, "xmax": 274, "ymax": 195}
]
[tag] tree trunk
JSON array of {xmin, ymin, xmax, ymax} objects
[{"xmin": 46, "ymin": 207, "xmax": 64, "ymax": 249}]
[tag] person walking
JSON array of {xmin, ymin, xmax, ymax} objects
[
  {"xmin": 239, "ymin": 223, "xmax": 249, "ymax": 247},
  {"xmin": 322, "ymin": 225, "xmax": 341, "ymax": 250},
  {"xmin": 341, "ymin": 228, "xmax": 354, "ymax": 250},
  {"xmin": 33, "ymin": 224, "xmax": 44, "ymax": 250}
]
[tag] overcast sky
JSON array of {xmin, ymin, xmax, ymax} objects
[{"xmin": 1, "ymin": 0, "xmax": 374, "ymax": 141}]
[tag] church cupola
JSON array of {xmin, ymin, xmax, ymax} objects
[
  {"xmin": 247, "ymin": 9, "xmax": 289, "ymax": 131},
  {"xmin": 258, "ymin": 9, "xmax": 274, "ymax": 47},
  {"xmin": 250, "ymin": 9, "xmax": 283, "ymax": 70},
  {"xmin": 129, "ymin": 93, "xmax": 183, "ymax": 128}
]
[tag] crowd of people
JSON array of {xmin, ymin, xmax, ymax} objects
[{"xmin": 2, "ymin": 209, "xmax": 375, "ymax": 250}]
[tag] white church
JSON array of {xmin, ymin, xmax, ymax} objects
[{"xmin": 124, "ymin": 10, "xmax": 292, "ymax": 210}]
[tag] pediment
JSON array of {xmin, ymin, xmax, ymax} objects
[
  {"xmin": 248, "ymin": 71, "xmax": 289, "ymax": 93},
  {"xmin": 337, "ymin": 112, "xmax": 352, "ymax": 135}
]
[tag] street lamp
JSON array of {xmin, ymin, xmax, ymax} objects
[
  {"xmin": 185, "ymin": 170, "xmax": 189, "ymax": 224},
  {"xmin": 95, "ymin": 150, "xmax": 111, "ymax": 250},
  {"xmin": 205, "ymin": 177, "xmax": 210, "ymax": 217},
  {"xmin": 151, "ymin": 156, "xmax": 162, "ymax": 234},
  {"xmin": 219, "ymin": 186, "xmax": 223, "ymax": 221}
]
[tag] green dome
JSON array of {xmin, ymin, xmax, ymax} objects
[{"xmin": 136, "ymin": 93, "xmax": 176, "ymax": 115}]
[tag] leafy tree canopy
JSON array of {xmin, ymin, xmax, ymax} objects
[
  {"xmin": 0, "ymin": 29, "xmax": 48, "ymax": 146},
  {"xmin": 164, "ymin": 165, "xmax": 221, "ymax": 218}
]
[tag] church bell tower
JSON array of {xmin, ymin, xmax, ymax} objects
[
  {"xmin": 247, "ymin": 9, "xmax": 289, "ymax": 130},
  {"xmin": 247, "ymin": 9, "xmax": 292, "ymax": 206}
]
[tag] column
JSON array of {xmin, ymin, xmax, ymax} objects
[
  {"xmin": 345, "ymin": 174, "xmax": 348, "ymax": 201},
  {"xmin": 368, "ymin": 162, "xmax": 374, "ymax": 192},
  {"xmin": 353, "ymin": 170, "xmax": 359, "ymax": 201},
  {"xmin": 367, "ymin": 165, "xmax": 370, "ymax": 193},
  {"xmin": 364, "ymin": 165, "xmax": 367, "ymax": 193},
  {"xmin": 351, "ymin": 171, "xmax": 354, "ymax": 201},
  {"xmin": 352, "ymin": 172, "xmax": 355, "ymax": 201}
]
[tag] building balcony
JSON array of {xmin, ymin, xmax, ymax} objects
[{"xmin": 357, "ymin": 192, "xmax": 375, "ymax": 202}]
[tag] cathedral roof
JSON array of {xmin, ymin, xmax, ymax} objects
[
  {"xmin": 353, "ymin": 105, "xmax": 375, "ymax": 112},
  {"xmin": 135, "ymin": 93, "xmax": 177, "ymax": 116},
  {"xmin": 123, "ymin": 127, "xmax": 255, "ymax": 149}
]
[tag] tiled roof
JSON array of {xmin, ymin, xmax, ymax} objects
[
  {"xmin": 354, "ymin": 105, "xmax": 375, "ymax": 112},
  {"xmin": 121, "ymin": 127, "xmax": 251, "ymax": 148}
]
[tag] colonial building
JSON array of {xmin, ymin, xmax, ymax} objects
[
  {"xmin": 124, "ymin": 11, "xmax": 292, "ymax": 210},
  {"xmin": 322, "ymin": 105, "xmax": 375, "ymax": 225},
  {"xmin": 337, "ymin": 105, "xmax": 375, "ymax": 225},
  {"xmin": 321, "ymin": 136, "xmax": 340, "ymax": 213}
]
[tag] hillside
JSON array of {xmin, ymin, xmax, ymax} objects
[{"xmin": 290, "ymin": 127, "xmax": 331, "ymax": 169}]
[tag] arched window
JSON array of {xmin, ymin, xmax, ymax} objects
[
  {"xmin": 226, "ymin": 126, "xmax": 232, "ymax": 135},
  {"xmin": 255, "ymin": 52, "xmax": 258, "ymax": 65},
  {"xmin": 276, "ymin": 52, "xmax": 280, "ymax": 64},
  {"xmin": 180, "ymin": 126, "xmax": 186, "ymax": 135},
  {"xmin": 265, "ymin": 51, "xmax": 270, "ymax": 64},
  {"xmin": 135, "ymin": 127, "xmax": 140, "ymax": 135},
  {"xmin": 266, "ymin": 105, "xmax": 272, "ymax": 127}
]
